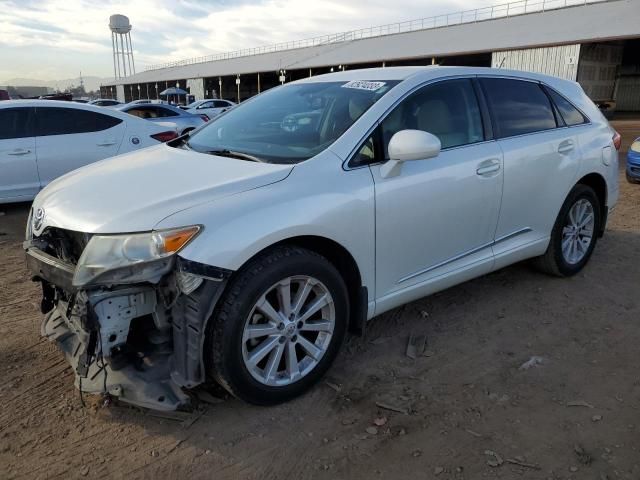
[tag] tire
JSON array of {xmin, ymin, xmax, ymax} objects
[
  {"xmin": 533, "ymin": 184, "xmax": 601, "ymax": 277},
  {"xmin": 204, "ymin": 245, "xmax": 349, "ymax": 405}
]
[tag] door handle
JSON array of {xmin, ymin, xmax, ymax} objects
[
  {"xmin": 7, "ymin": 149, "xmax": 31, "ymax": 156},
  {"xmin": 476, "ymin": 159, "xmax": 501, "ymax": 176},
  {"xmin": 558, "ymin": 139, "xmax": 574, "ymax": 154},
  {"xmin": 97, "ymin": 141, "xmax": 117, "ymax": 147}
]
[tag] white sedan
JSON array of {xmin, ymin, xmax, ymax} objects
[
  {"xmin": 0, "ymin": 100, "xmax": 178, "ymax": 203},
  {"xmin": 185, "ymin": 98, "xmax": 235, "ymax": 119},
  {"xmin": 24, "ymin": 67, "xmax": 619, "ymax": 410}
]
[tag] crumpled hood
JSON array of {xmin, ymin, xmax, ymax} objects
[{"xmin": 32, "ymin": 144, "xmax": 293, "ymax": 234}]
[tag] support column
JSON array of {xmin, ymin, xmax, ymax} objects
[{"xmin": 187, "ymin": 78, "xmax": 205, "ymax": 100}]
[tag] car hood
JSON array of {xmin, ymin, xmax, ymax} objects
[{"xmin": 32, "ymin": 144, "xmax": 294, "ymax": 234}]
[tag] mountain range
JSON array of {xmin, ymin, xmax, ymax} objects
[{"xmin": 1, "ymin": 75, "xmax": 112, "ymax": 93}]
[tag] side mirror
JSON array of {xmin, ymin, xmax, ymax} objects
[{"xmin": 381, "ymin": 130, "xmax": 441, "ymax": 178}]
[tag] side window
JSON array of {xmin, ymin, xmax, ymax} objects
[
  {"xmin": 380, "ymin": 79, "xmax": 485, "ymax": 156},
  {"xmin": 480, "ymin": 78, "xmax": 557, "ymax": 138},
  {"xmin": 214, "ymin": 100, "xmax": 228, "ymax": 108},
  {"xmin": 545, "ymin": 88, "xmax": 588, "ymax": 126},
  {"xmin": 36, "ymin": 108, "xmax": 122, "ymax": 136},
  {"xmin": 156, "ymin": 107, "xmax": 179, "ymax": 117},
  {"xmin": 199, "ymin": 101, "xmax": 214, "ymax": 109},
  {"xmin": 0, "ymin": 108, "xmax": 33, "ymax": 140}
]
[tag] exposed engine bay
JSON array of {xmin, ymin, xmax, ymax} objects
[{"xmin": 25, "ymin": 226, "xmax": 230, "ymax": 411}]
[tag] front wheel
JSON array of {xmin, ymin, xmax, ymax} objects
[
  {"xmin": 204, "ymin": 246, "xmax": 349, "ymax": 405},
  {"xmin": 533, "ymin": 184, "xmax": 601, "ymax": 277}
]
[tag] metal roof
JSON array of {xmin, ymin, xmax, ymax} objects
[{"xmin": 105, "ymin": 0, "xmax": 640, "ymax": 87}]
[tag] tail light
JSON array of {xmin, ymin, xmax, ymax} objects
[
  {"xmin": 199, "ymin": 114, "xmax": 210, "ymax": 122},
  {"xmin": 151, "ymin": 130, "xmax": 179, "ymax": 143},
  {"xmin": 613, "ymin": 131, "xmax": 621, "ymax": 151}
]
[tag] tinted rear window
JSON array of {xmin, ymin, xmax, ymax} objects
[
  {"xmin": 546, "ymin": 88, "xmax": 588, "ymax": 126},
  {"xmin": 0, "ymin": 107, "xmax": 33, "ymax": 140},
  {"xmin": 36, "ymin": 107, "xmax": 122, "ymax": 136},
  {"xmin": 480, "ymin": 78, "xmax": 557, "ymax": 138}
]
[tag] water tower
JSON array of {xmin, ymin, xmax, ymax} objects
[{"xmin": 109, "ymin": 14, "xmax": 135, "ymax": 79}]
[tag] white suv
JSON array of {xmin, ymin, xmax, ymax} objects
[{"xmin": 24, "ymin": 67, "xmax": 619, "ymax": 410}]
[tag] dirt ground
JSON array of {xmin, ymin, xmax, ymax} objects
[{"xmin": 1, "ymin": 148, "xmax": 639, "ymax": 479}]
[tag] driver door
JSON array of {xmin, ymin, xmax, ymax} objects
[{"xmin": 364, "ymin": 78, "xmax": 504, "ymax": 308}]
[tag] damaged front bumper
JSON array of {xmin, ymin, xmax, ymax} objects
[{"xmin": 25, "ymin": 243, "xmax": 230, "ymax": 411}]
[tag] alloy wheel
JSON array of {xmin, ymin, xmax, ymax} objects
[
  {"xmin": 561, "ymin": 198, "xmax": 595, "ymax": 265},
  {"xmin": 241, "ymin": 276, "xmax": 335, "ymax": 386}
]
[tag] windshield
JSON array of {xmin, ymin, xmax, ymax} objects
[{"xmin": 185, "ymin": 80, "xmax": 400, "ymax": 164}]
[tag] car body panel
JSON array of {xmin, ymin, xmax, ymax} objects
[
  {"xmin": 626, "ymin": 138, "xmax": 640, "ymax": 182},
  {"xmin": 30, "ymin": 144, "xmax": 294, "ymax": 234},
  {"xmin": 0, "ymin": 135, "xmax": 39, "ymax": 201},
  {"xmin": 186, "ymin": 99, "xmax": 235, "ymax": 119}
]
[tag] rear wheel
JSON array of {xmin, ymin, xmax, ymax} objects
[
  {"xmin": 533, "ymin": 184, "xmax": 601, "ymax": 277},
  {"xmin": 204, "ymin": 246, "xmax": 349, "ymax": 405}
]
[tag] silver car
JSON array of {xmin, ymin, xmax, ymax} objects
[
  {"xmin": 116, "ymin": 103, "xmax": 207, "ymax": 135},
  {"xmin": 185, "ymin": 99, "xmax": 236, "ymax": 119}
]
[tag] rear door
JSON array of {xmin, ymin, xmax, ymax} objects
[
  {"xmin": 479, "ymin": 77, "xmax": 581, "ymax": 263},
  {"xmin": 0, "ymin": 107, "xmax": 39, "ymax": 201},
  {"xmin": 34, "ymin": 106, "xmax": 125, "ymax": 186}
]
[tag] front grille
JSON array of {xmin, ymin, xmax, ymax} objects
[{"xmin": 38, "ymin": 228, "xmax": 92, "ymax": 265}]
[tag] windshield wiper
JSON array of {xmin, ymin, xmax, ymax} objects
[{"xmin": 205, "ymin": 149, "xmax": 264, "ymax": 162}]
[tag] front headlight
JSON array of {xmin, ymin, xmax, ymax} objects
[
  {"xmin": 631, "ymin": 140, "xmax": 640, "ymax": 153},
  {"xmin": 73, "ymin": 226, "xmax": 201, "ymax": 287}
]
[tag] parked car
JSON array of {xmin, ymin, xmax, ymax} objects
[
  {"xmin": 24, "ymin": 67, "xmax": 619, "ymax": 411},
  {"xmin": 89, "ymin": 99, "xmax": 122, "ymax": 107},
  {"xmin": 0, "ymin": 100, "xmax": 178, "ymax": 203},
  {"xmin": 184, "ymin": 99, "xmax": 235, "ymax": 119},
  {"xmin": 116, "ymin": 103, "xmax": 207, "ymax": 135},
  {"xmin": 627, "ymin": 136, "xmax": 640, "ymax": 183},
  {"xmin": 0, "ymin": 89, "xmax": 10, "ymax": 101}
]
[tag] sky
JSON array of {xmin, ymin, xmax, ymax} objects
[{"xmin": 0, "ymin": 0, "xmax": 496, "ymax": 83}]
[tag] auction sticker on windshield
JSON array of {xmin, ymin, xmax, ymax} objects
[{"xmin": 342, "ymin": 80, "xmax": 386, "ymax": 91}]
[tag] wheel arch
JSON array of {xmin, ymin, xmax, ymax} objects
[
  {"xmin": 575, "ymin": 172, "xmax": 607, "ymax": 236},
  {"xmin": 229, "ymin": 235, "xmax": 367, "ymax": 335}
]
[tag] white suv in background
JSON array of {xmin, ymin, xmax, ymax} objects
[
  {"xmin": 0, "ymin": 100, "xmax": 178, "ymax": 203},
  {"xmin": 24, "ymin": 67, "xmax": 619, "ymax": 410},
  {"xmin": 185, "ymin": 99, "xmax": 236, "ymax": 118}
]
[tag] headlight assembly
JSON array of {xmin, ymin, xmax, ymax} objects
[{"xmin": 73, "ymin": 226, "xmax": 201, "ymax": 287}]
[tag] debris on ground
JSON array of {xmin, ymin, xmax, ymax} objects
[
  {"xmin": 505, "ymin": 456, "xmax": 541, "ymax": 470},
  {"xmin": 373, "ymin": 416, "xmax": 388, "ymax": 427},
  {"xmin": 519, "ymin": 356, "xmax": 545, "ymax": 370},
  {"xmin": 484, "ymin": 450, "xmax": 504, "ymax": 467},
  {"xmin": 566, "ymin": 400, "xmax": 595, "ymax": 408},
  {"xmin": 434, "ymin": 466, "xmax": 444, "ymax": 475},
  {"xmin": 375, "ymin": 401, "xmax": 409, "ymax": 415},
  {"xmin": 411, "ymin": 449, "xmax": 422, "ymax": 457},
  {"xmin": 325, "ymin": 381, "xmax": 342, "ymax": 393},
  {"xmin": 574, "ymin": 444, "xmax": 593, "ymax": 465},
  {"xmin": 365, "ymin": 426, "xmax": 378, "ymax": 435},
  {"xmin": 592, "ymin": 415, "xmax": 603, "ymax": 422},
  {"xmin": 405, "ymin": 332, "xmax": 427, "ymax": 359}
]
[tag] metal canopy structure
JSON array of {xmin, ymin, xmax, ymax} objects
[{"xmin": 104, "ymin": 0, "xmax": 639, "ymax": 87}]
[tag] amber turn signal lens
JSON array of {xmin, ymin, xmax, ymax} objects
[{"xmin": 159, "ymin": 226, "xmax": 200, "ymax": 254}]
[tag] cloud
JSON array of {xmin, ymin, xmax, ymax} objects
[{"xmin": 0, "ymin": 0, "xmax": 494, "ymax": 80}]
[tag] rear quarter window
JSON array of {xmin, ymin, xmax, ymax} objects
[
  {"xmin": 545, "ymin": 88, "xmax": 588, "ymax": 126},
  {"xmin": 480, "ymin": 78, "xmax": 558, "ymax": 138}
]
